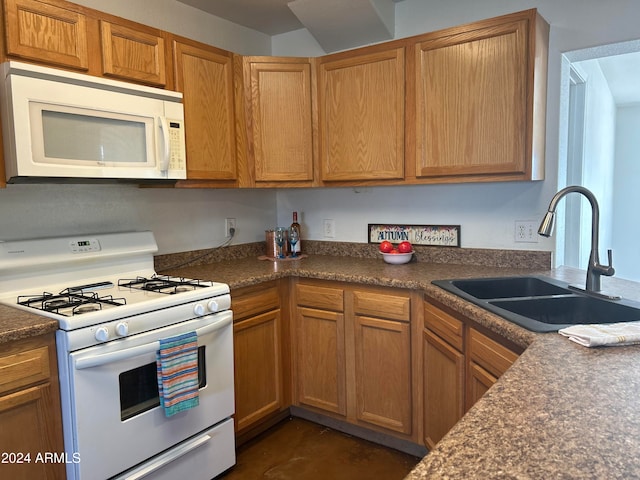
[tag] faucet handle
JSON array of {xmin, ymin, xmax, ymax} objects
[{"xmin": 604, "ymin": 249, "xmax": 615, "ymax": 275}]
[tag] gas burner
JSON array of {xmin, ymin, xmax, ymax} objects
[
  {"xmin": 74, "ymin": 304, "xmax": 101, "ymax": 314},
  {"xmin": 17, "ymin": 291, "xmax": 126, "ymax": 317},
  {"xmin": 118, "ymin": 275, "xmax": 212, "ymax": 295}
]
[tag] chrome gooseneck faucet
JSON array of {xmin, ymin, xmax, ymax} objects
[{"xmin": 538, "ymin": 185, "xmax": 616, "ymax": 295}]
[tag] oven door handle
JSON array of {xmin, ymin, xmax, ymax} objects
[
  {"xmin": 118, "ymin": 433, "xmax": 212, "ymax": 480},
  {"xmin": 74, "ymin": 312, "xmax": 232, "ymax": 370}
]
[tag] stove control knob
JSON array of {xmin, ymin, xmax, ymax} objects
[
  {"xmin": 95, "ymin": 326, "xmax": 109, "ymax": 342},
  {"xmin": 193, "ymin": 303, "xmax": 206, "ymax": 316},
  {"xmin": 207, "ymin": 300, "xmax": 219, "ymax": 312},
  {"xmin": 115, "ymin": 322, "xmax": 129, "ymax": 337}
]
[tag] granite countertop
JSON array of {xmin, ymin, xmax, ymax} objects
[
  {"xmin": 407, "ymin": 334, "xmax": 640, "ymax": 479},
  {"xmin": 166, "ymin": 255, "xmax": 640, "ymax": 479},
  {"xmin": 0, "ymin": 303, "xmax": 58, "ymax": 345},
  {"xmin": 3, "ymin": 252, "xmax": 640, "ymax": 478},
  {"xmin": 164, "ymin": 255, "xmax": 550, "ymax": 348}
]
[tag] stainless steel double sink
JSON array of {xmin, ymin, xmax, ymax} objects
[{"xmin": 432, "ymin": 276, "xmax": 640, "ymax": 332}]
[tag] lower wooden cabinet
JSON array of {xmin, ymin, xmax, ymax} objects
[
  {"xmin": 294, "ymin": 280, "xmax": 414, "ymax": 439},
  {"xmin": 0, "ymin": 333, "xmax": 65, "ymax": 480},
  {"xmin": 297, "ymin": 306, "xmax": 346, "ymax": 415},
  {"xmin": 353, "ymin": 290, "xmax": 412, "ymax": 435},
  {"xmin": 423, "ymin": 297, "xmax": 521, "ymax": 447},
  {"xmin": 423, "ymin": 300, "xmax": 465, "ymax": 448},
  {"xmin": 232, "ymin": 282, "xmax": 288, "ymax": 437},
  {"xmin": 230, "ymin": 279, "xmax": 523, "ymax": 451},
  {"xmin": 423, "ymin": 328, "xmax": 464, "ymax": 449},
  {"xmin": 466, "ymin": 327, "xmax": 519, "ymax": 410},
  {"xmin": 295, "ymin": 282, "xmax": 346, "ymax": 415}
]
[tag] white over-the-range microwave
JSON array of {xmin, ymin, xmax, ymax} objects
[{"xmin": 0, "ymin": 61, "xmax": 187, "ymax": 183}]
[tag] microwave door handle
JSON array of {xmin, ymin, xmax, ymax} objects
[
  {"xmin": 74, "ymin": 312, "xmax": 232, "ymax": 370},
  {"xmin": 158, "ymin": 116, "xmax": 171, "ymax": 173}
]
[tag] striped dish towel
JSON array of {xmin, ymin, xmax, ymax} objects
[{"xmin": 156, "ymin": 331, "xmax": 200, "ymax": 417}]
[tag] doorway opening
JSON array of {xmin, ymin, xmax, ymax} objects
[{"xmin": 562, "ymin": 42, "xmax": 640, "ymax": 282}]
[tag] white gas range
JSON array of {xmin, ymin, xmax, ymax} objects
[{"xmin": 0, "ymin": 231, "xmax": 236, "ymax": 480}]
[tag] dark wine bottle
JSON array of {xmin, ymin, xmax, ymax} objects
[{"xmin": 290, "ymin": 211, "xmax": 301, "ymax": 255}]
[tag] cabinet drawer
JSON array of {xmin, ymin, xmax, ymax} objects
[
  {"xmin": 296, "ymin": 284, "xmax": 344, "ymax": 312},
  {"xmin": 0, "ymin": 345, "xmax": 51, "ymax": 395},
  {"xmin": 424, "ymin": 301, "xmax": 464, "ymax": 351},
  {"xmin": 232, "ymin": 284, "xmax": 280, "ymax": 321},
  {"xmin": 468, "ymin": 328, "xmax": 518, "ymax": 379},
  {"xmin": 353, "ymin": 290, "xmax": 410, "ymax": 322}
]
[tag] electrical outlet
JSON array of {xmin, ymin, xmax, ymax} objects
[
  {"xmin": 225, "ymin": 218, "xmax": 236, "ymax": 237},
  {"xmin": 514, "ymin": 221, "xmax": 538, "ymax": 243},
  {"xmin": 323, "ymin": 219, "xmax": 335, "ymax": 238}
]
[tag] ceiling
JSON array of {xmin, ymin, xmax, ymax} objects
[
  {"xmin": 176, "ymin": 0, "xmax": 404, "ymax": 52},
  {"xmin": 597, "ymin": 51, "xmax": 640, "ymax": 105}
]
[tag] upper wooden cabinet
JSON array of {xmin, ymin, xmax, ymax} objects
[
  {"xmin": 0, "ymin": 3, "xmax": 549, "ymax": 189},
  {"xmin": 172, "ymin": 38, "xmax": 237, "ymax": 183},
  {"xmin": 2, "ymin": 0, "xmax": 171, "ymax": 87},
  {"xmin": 100, "ymin": 20, "xmax": 166, "ymax": 86},
  {"xmin": 408, "ymin": 9, "xmax": 548, "ymax": 183},
  {"xmin": 317, "ymin": 45, "xmax": 405, "ymax": 183},
  {"xmin": 3, "ymin": 0, "xmax": 89, "ymax": 70},
  {"xmin": 237, "ymin": 56, "xmax": 315, "ymax": 187}
]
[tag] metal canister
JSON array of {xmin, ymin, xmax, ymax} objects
[{"xmin": 265, "ymin": 229, "xmax": 289, "ymax": 258}]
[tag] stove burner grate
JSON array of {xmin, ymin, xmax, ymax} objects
[
  {"xmin": 118, "ymin": 275, "xmax": 212, "ymax": 294},
  {"xmin": 17, "ymin": 290, "xmax": 127, "ymax": 316}
]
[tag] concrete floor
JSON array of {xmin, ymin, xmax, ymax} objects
[{"xmin": 220, "ymin": 417, "xmax": 420, "ymax": 479}]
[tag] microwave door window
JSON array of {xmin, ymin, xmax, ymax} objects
[{"xmin": 39, "ymin": 109, "xmax": 151, "ymax": 166}]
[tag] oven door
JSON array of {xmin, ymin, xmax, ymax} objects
[{"xmin": 65, "ymin": 310, "xmax": 234, "ymax": 480}]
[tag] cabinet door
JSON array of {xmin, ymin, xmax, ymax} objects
[
  {"xmin": 297, "ymin": 307, "xmax": 346, "ymax": 415},
  {"xmin": 318, "ymin": 47, "xmax": 405, "ymax": 181},
  {"xmin": 466, "ymin": 327, "xmax": 519, "ymax": 410},
  {"xmin": 423, "ymin": 328, "xmax": 464, "ymax": 449},
  {"xmin": 354, "ymin": 315, "xmax": 411, "ymax": 434},
  {"xmin": 242, "ymin": 57, "xmax": 314, "ymax": 185},
  {"xmin": 4, "ymin": 0, "xmax": 89, "ymax": 70},
  {"xmin": 100, "ymin": 20, "xmax": 166, "ymax": 86},
  {"xmin": 413, "ymin": 12, "xmax": 544, "ymax": 181},
  {"xmin": 466, "ymin": 361, "xmax": 496, "ymax": 410},
  {"xmin": 173, "ymin": 40, "xmax": 237, "ymax": 181},
  {"xmin": 233, "ymin": 309, "xmax": 282, "ymax": 432},
  {"xmin": 0, "ymin": 384, "xmax": 65, "ymax": 479}
]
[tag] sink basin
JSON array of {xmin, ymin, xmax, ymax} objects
[
  {"xmin": 432, "ymin": 276, "xmax": 640, "ymax": 332},
  {"xmin": 490, "ymin": 296, "xmax": 640, "ymax": 327},
  {"xmin": 449, "ymin": 277, "xmax": 571, "ymax": 299}
]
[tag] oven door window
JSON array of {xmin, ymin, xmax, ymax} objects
[{"xmin": 119, "ymin": 346, "xmax": 207, "ymax": 420}]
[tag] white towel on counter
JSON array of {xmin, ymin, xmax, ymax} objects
[{"xmin": 559, "ymin": 321, "xmax": 640, "ymax": 347}]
